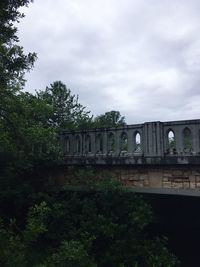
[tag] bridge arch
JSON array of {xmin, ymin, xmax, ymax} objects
[
  {"xmin": 85, "ymin": 134, "xmax": 92, "ymax": 153},
  {"xmin": 120, "ymin": 132, "xmax": 128, "ymax": 152},
  {"xmin": 61, "ymin": 118, "xmax": 200, "ymax": 161},
  {"xmin": 183, "ymin": 127, "xmax": 192, "ymax": 152},
  {"xmin": 75, "ymin": 135, "xmax": 81, "ymax": 154},
  {"xmin": 133, "ymin": 131, "xmax": 142, "ymax": 152},
  {"xmin": 166, "ymin": 129, "xmax": 176, "ymax": 154},
  {"xmin": 107, "ymin": 132, "xmax": 115, "ymax": 153},
  {"xmin": 96, "ymin": 133, "xmax": 103, "ymax": 153}
]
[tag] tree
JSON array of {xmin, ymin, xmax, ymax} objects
[
  {"xmin": 0, "ymin": 0, "xmax": 37, "ymax": 138},
  {"xmin": 93, "ymin": 110, "xmax": 126, "ymax": 128},
  {"xmin": 0, "ymin": 190, "xmax": 179, "ymax": 267},
  {"xmin": 0, "ymin": 0, "xmax": 38, "ymax": 185},
  {"xmin": 0, "ymin": 0, "xmax": 36, "ymax": 126},
  {"xmin": 0, "ymin": 0, "xmax": 37, "ymax": 151},
  {"xmin": 37, "ymin": 81, "xmax": 93, "ymax": 130},
  {"xmin": 0, "ymin": 1, "xmax": 61, "ymax": 190},
  {"xmin": 0, "ymin": 0, "xmax": 36, "ymax": 91}
]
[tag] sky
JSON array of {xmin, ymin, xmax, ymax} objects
[{"xmin": 18, "ymin": 0, "xmax": 200, "ymax": 124}]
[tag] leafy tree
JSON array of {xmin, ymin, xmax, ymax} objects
[
  {"xmin": 93, "ymin": 110, "xmax": 126, "ymax": 128},
  {"xmin": 0, "ymin": 91, "xmax": 63, "ymax": 193},
  {"xmin": 37, "ymin": 81, "xmax": 92, "ymax": 130},
  {"xmin": 0, "ymin": 0, "xmax": 36, "ymax": 132},
  {"xmin": 0, "ymin": 2, "xmax": 64, "ymax": 188},
  {"xmin": 0, "ymin": 0, "xmax": 36, "ymax": 91},
  {"xmin": 45, "ymin": 240, "xmax": 96, "ymax": 267},
  {"xmin": 0, "ymin": 190, "xmax": 179, "ymax": 267},
  {"xmin": 0, "ymin": 0, "xmax": 38, "ymax": 181}
]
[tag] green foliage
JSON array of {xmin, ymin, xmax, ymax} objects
[
  {"xmin": 0, "ymin": 91, "xmax": 63, "ymax": 190},
  {"xmin": 45, "ymin": 240, "xmax": 96, "ymax": 267},
  {"xmin": 24, "ymin": 202, "xmax": 51, "ymax": 243},
  {"xmin": 37, "ymin": 81, "xmax": 93, "ymax": 130},
  {"xmin": 0, "ymin": 0, "xmax": 40, "ymax": 185},
  {"xmin": 169, "ymin": 137, "xmax": 176, "ymax": 149},
  {"xmin": 0, "ymin": 0, "xmax": 36, "ymax": 90},
  {"xmin": 93, "ymin": 110, "xmax": 126, "ymax": 128},
  {"xmin": 0, "ymin": 191, "xmax": 179, "ymax": 267},
  {"xmin": 0, "ymin": 218, "xmax": 26, "ymax": 267}
]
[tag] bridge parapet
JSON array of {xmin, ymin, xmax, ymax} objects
[{"xmin": 60, "ymin": 119, "xmax": 200, "ymax": 165}]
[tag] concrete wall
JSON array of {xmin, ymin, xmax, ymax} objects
[
  {"xmin": 55, "ymin": 165, "xmax": 200, "ymax": 194},
  {"xmin": 60, "ymin": 119, "xmax": 200, "ymax": 165}
]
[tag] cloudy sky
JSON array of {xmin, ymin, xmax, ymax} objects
[{"xmin": 18, "ymin": 0, "xmax": 200, "ymax": 124}]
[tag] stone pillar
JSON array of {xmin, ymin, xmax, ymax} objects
[
  {"xmin": 102, "ymin": 130, "xmax": 107, "ymax": 155},
  {"xmin": 192, "ymin": 125, "xmax": 199, "ymax": 154},
  {"xmin": 127, "ymin": 129, "xmax": 133, "ymax": 153},
  {"xmin": 81, "ymin": 132, "xmax": 86, "ymax": 154},
  {"xmin": 70, "ymin": 133, "xmax": 75, "ymax": 155},
  {"xmin": 91, "ymin": 132, "xmax": 95, "ymax": 155},
  {"xmin": 143, "ymin": 122, "xmax": 164, "ymax": 157},
  {"xmin": 175, "ymin": 127, "xmax": 183, "ymax": 154},
  {"xmin": 115, "ymin": 130, "xmax": 121, "ymax": 155}
]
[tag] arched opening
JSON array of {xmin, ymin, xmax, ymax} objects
[
  {"xmin": 76, "ymin": 135, "xmax": 81, "ymax": 153},
  {"xmin": 85, "ymin": 135, "xmax": 92, "ymax": 153},
  {"xmin": 183, "ymin": 127, "xmax": 192, "ymax": 150},
  {"xmin": 120, "ymin": 132, "xmax": 128, "ymax": 152},
  {"xmin": 167, "ymin": 130, "xmax": 176, "ymax": 154},
  {"xmin": 96, "ymin": 134, "xmax": 103, "ymax": 153},
  {"xmin": 134, "ymin": 132, "xmax": 142, "ymax": 152},
  {"xmin": 108, "ymin": 132, "xmax": 115, "ymax": 152}
]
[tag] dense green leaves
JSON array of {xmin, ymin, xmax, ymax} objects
[
  {"xmin": 37, "ymin": 81, "xmax": 92, "ymax": 130},
  {"xmin": 93, "ymin": 110, "xmax": 126, "ymax": 128},
  {"xmin": 0, "ymin": 0, "xmax": 39, "ymax": 183},
  {"xmin": 0, "ymin": 0, "xmax": 36, "ymax": 90},
  {"xmin": 0, "ymin": 190, "xmax": 178, "ymax": 267}
]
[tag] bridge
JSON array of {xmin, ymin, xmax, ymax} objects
[{"xmin": 60, "ymin": 119, "xmax": 200, "ymax": 196}]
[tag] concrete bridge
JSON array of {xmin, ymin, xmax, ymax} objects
[{"xmin": 60, "ymin": 119, "xmax": 200, "ymax": 196}]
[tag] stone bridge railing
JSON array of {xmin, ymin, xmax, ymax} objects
[{"xmin": 60, "ymin": 119, "xmax": 200, "ymax": 165}]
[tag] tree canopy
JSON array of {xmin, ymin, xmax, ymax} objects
[
  {"xmin": 0, "ymin": 187, "xmax": 179, "ymax": 267},
  {"xmin": 0, "ymin": 0, "xmax": 36, "ymax": 91},
  {"xmin": 37, "ymin": 81, "xmax": 92, "ymax": 130},
  {"xmin": 93, "ymin": 110, "xmax": 126, "ymax": 128},
  {"xmin": 0, "ymin": 0, "xmax": 38, "ymax": 186}
]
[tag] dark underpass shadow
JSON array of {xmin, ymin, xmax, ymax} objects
[{"xmin": 143, "ymin": 193, "xmax": 200, "ymax": 267}]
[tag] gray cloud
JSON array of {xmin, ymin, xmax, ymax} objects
[{"xmin": 18, "ymin": 0, "xmax": 200, "ymax": 124}]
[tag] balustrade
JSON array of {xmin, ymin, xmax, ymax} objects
[{"xmin": 60, "ymin": 119, "xmax": 200, "ymax": 164}]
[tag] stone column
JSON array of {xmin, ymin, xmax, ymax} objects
[
  {"xmin": 115, "ymin": 130, "xmax": 121, "ymax": 155},
  {"xmin": 143, "ymin": 122, "xmax": 164, "ymax": 157},
  {"xmin": 175, "ymin": 127, "xmax": 183, "ymax": 154},
  {"xmin": 127, "ymin": 129, "xmax": 133, "ymax": 153},
  {"xmin": 91, "ymin": 132, "xmax": 95, "ymax": 155},
  {"xmin": 192, "ymin": 125, "xmax": 199, "ymax": 154},
  {"xmin": 102, "ymin": 130, "xmax": 107, "ymax": 155},
  {"xmin": 81, "ymin": 132, "xmax": 86, "ymax": 154},
  {"xmin": 70, "ymin": 133, "xmax": 75, "ymax": 155}
]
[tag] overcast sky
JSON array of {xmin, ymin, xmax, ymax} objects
[{"xmin": 18, "ymin": 0, "xmax": 200, "ymax": 124}]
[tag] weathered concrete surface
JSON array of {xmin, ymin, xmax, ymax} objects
[
  {"xmin": 60, "ymin": 119, "xmax": 200, "ymax": 165},
  {"xmin": 59, "ymin": 119, "xmax": 200, "ymax": 195},
  {"xmin": 54, "ymin": 165, "xmax": 200, "ymax": 196}
]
